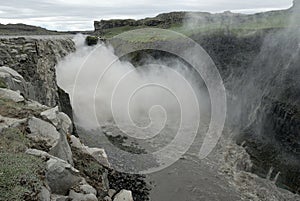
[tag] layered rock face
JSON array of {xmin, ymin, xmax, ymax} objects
[
  {"xmin": 234, "ymin": 28, "xmax": 300, "ymax": 192},
  {"xmin": 194, "ymin": 28, "xmax": 300, "ymax": 193},
  {"xmin": 189, "ymin": 26, "xmax": 300, "ymax": 192},
  {"xmin": 0, "ymin": 37, "xmax": 75, "ymax": 118}
]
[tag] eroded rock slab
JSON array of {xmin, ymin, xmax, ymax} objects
[
  {"xmin": 70, "ymin": 135, "xmax": 110, "ymax": 168},
  {"xmin": 113, "ymin": 190, "xmax": 134, "ymax": 201},
  {"xmin": 0, "ymin": 88, "xmax": 24, "ymax": 102},
  {"xmin": 27, "ymin": 117, "xmax": 73, "ymax": 164}
]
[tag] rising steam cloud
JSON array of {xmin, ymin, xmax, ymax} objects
[
  {"xmin": 56, "ymin": 34, "xmax": 204, "ymax": 135},
  {"xmin": 56, "ymin": 26, "xmax": 228, "ymax": 174}
]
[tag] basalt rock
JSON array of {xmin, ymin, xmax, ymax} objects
[{"xmin": 0, "ymin": 37, "xmax": 75, "ymax": 120}]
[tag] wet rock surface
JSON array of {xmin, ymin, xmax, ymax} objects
[
  {"xmin": 233, "ymin": 28, "xmax": 300, "ymax": 193},
  {"xmin": 0, "ymin": 88, "xmax": 24, "ymax": 102}
]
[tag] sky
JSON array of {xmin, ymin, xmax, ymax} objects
[{"xmin": 0, "ymin": 0, "xmax": 294, "ymax": 31}]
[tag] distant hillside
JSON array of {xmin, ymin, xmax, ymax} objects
[
  {"xmin": 94, "ymin": 2, "xmax": 298, "ymax": 39},
  {"xmin": 0, "ymin": 23, "xmax": 64, "ymax": 35},
  {"xmin": 0, "ymin": 23, "xmax": 94, "ymax": 36}
]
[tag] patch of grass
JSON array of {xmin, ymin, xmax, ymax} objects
[
  {"xmin": 102, "ymin": 26, "xmax": 147, "ymax": 39},
  {"xmin": 0, "ymin": 127, "xmax": 45, "ymax": 201},
  {"xmin": 0, "ymin": 127, "xmax": 29, "ymax": 153},
  {"xmin": 0, "ymin": 153, "xmax": 45, "ymax": 201},
  {"xmin": 111, "ymin": 28, "xmax": 183, "ymax": 42}
]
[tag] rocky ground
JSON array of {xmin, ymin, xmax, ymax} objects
[
  {"xmin": 0, "ymin": 34, "xmax": 151, "ymax": 201},
  {"xmin": 0, "ymin": 65, "xmax": 150, "ymax": 201}
]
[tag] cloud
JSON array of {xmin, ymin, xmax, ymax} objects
[{"xmin": 0, "ymin": 0, "xmax": 293, "ymax": 31}]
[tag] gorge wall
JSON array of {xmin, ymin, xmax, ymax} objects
[
  {"xmin": 0, "ymin": 37, "xmax": 75, "ymax": 119},
  {"xmin": 0, "ymin": 36, "xmax": 149, "ymax": 201},
  {"xmin": 195, "ymin": 29, "xmax": 300, "ymax": 193}
]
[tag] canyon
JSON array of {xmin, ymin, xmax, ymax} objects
[{"xmin": 0, "ymin": 2, "xmax": 300, "ymax": 201}]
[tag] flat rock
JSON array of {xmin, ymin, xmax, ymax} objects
[
  {"xmin": 70, "ymin": 135, "xmax": 110, "ymax": 168},
  {"xmin": 27, "ymin": 117, "xmax": 60, "ymax": 147},
  {"xmin": 57, "ymin": 112, "xmax": 73, "ymax": 134},
  {"xmin": 38, "ymin": 186, "xmax": 51, "ymax": 201},
  {"xmin": 79, "ymin": 184, "xmax": 97, "ymax": 196},
  {"xmin": 113, "ymin": 190, "xmax": 134, "ymax": 201},
  {"xmin": 0, "ymin": 66, "xmax": 23, "ymax": 80},
  {"xmin": 26, "ymin": 149, "xmax": 82, "ymax": 196},
  {"xmin": 0, "ymin": 66, "xmax": 30, "ymax": 98},
  {"xmin": 25, "ymin": 99, "xmax": 49, "ymax": 110},
  {"xmin": 27, "ymin": 117, "xmax": 73, "ymax": 164},
  {"xmin": 46, "ymin": 157, "xmax": 81, "ymax": 195},
  {"xmin": 0, "ymin": 88, "xmax": 24, "ymax": 102},
  {"xmin": 41, "ymin": 106, "xmax": 60, "ymax": 127},
  {"xmin": 108, "ymin": 189, "xmax": 117, "ymax": 198},
  {"xmin": 41, "ymin": 106, "xmax": 73, "ymax": 134},
  {"xmin": 87, "ymin": 147, "xmax": 110, "ymax": 168},
  {"xmin": 50, "ymin": 194, "xmax": 68, "ymax": 201},
  {"xmin": 68, "ymin": 190, "xmax": 98, "ymax": 201},
  {"xmin": 104, "ymin": 196, "xmax": 112, "ymax": 201}
]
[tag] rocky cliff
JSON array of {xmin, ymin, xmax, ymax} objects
[
  {"xmin": 0, "ymin": 37, "xmax": 75, "ymax": 119},
  {"xmin": 0, "ymin": 55, "xmax": 148, "ymax": 200},
  {"xmin": 234, "ymin": 27, "xmax": 300, "ymax": 193},
  {"xmin": 0, "ymin": 34, "xmax": 152, "ymax": 201}
]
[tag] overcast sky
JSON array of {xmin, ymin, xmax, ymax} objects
[{"xmin": 0, "ymin": 0, "xmax": 294, "ymax": 31}]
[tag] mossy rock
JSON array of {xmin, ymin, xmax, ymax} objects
[
  {"xmin": 0, "ymin": 98, "xmax": 44, "ymax": 119},
  {"xmin": 85, "ymin": 36, "xmax": 99, "ymax": 46},
  {"xmin": 0, "ymin": 125, "xmax": 47, "ymax": 201}
]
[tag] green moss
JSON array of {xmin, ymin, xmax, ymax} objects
[
  {"xmin": 111, "ymin": 28, "xmax": 182, "ymax": 42},
  {"xmin": 85, "ymin": 36, "xmax": 99, "ymax": 46},
  {"xmin": 0, "ymin": 127, "xmax": 45, "ymax": 201},
  {"xmin": 0, "ymin": 127, "xmax": 29, "ymax": 153},
  {"xmin": 0, "ymin": 78, "xmax": 7, "ymax": 88},
  {"xmin": 0, "ymin": 153, "xmax": 45, "ymax": 201},
  {"xmin": 0, "ymin": 98, "xmax": 44, "ymax": 119}
]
